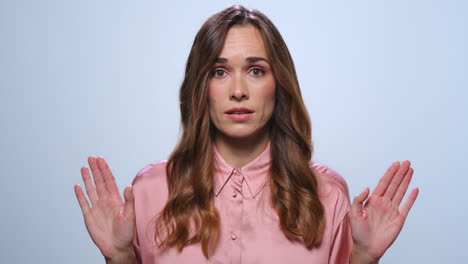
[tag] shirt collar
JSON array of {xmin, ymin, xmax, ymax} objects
[{"xmin": 213, "ymin": 142, "xmax": 271, "ymax": 198}]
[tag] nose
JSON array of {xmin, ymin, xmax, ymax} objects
[{"xmin": 230, "ymin": 75, "xmax": 249, "ymax": 101}]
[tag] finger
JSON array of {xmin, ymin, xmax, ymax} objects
[
  {"xmin": 123, "ymin": 186, "xmax": 135, "ymax": 221},
  {"xmin": 351, "ymin": 187, "xmax": 370, "ymax": 216},
  {"xmin": 74, "ymin": 184, "xmax": 91, "ymax": 215},
  {"xmin": 400, "ymin": 187, "xmax": 419, "ymax": 218},
  {"xmin": 81, "ymin": 166, "xmax": 98, "ymax": 205},
  {"xmin": 384, "ymin": 160, "xmax": 411, "ymax": 200},
  {"xmin": 392, "ymin": 167, "xmax": 414, "ymax": 205},
  {"xmin": 372, "ymin": 161, "xmax": 400, "ymax": 197},
  {"xmin": 97, "ymin": 157, "xmax": 122, "ymax": 202},
  {"xmin": 88, "ymin": 156, "xmax": 109, "ymax": 197}
]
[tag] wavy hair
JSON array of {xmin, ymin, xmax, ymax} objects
[{"xmin": 155, "ymin": 5, "xmax": 324, "ymax": 258}]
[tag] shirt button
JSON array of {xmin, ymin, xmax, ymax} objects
[
  {"xmin": 233, "ymin": 169, "xmax": 239, "ymax": 175},
  {"xmin": 231, "ymin": 233, "xmax": 237, "ymax": 240},
  {"xmin": 232, "ymin": 192, "xmax": 237, "ymax": 197}
]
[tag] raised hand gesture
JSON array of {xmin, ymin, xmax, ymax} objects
[
  {"xmin": 349, "ymin": 161, "xmax": 419, "ymax": 263},
  {"xmin": 74, "ymin": 156, "xmax": 137, "ymax": 263}
]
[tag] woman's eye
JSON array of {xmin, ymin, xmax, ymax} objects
[
  {"xmin": 250, "ymin": 68, "xmax": 265, "ymax": 76},
  {"xmin": 212, "ymin": 69, "xmax": 226, "ymax": 77}
]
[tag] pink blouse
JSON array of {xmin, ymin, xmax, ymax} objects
[{"xmin": 131, "ymin": 143, "xmax": 353, "ymax": 264}]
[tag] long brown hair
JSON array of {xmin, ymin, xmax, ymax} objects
[{"xmin": 155, "ymin": 5, "xmax": 324, "ymax": 258}]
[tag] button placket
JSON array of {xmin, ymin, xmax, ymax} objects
[
  {"xmin": 231, "ymin": 169, "xmax": 242, "ymax": 199},
  {"xmin": 229, "ymin": 168, "xmax": 243, "ymax": 248}
]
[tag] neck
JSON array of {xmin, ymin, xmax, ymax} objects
[{"xmin": 214, "ymin": 128, "xmax": 270, "ymax": 168}]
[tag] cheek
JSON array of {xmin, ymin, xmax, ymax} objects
[
  {"xmin": 208, "ymin": 84, "xmax": 214, "ymax": 104},
  {"xmin": 208, "ymin": 81, "xmax": 226, "ymax": 100},
  {"xmin": 260, "ymin": 82, "xmax": 276, "ymax": 116},
  {"xmin": 208, "ymin": 84, "xmax": 224, "ymax": 124}
]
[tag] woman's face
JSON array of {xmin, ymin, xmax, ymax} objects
[{"xmin": 208, "ymin": 24, "xmax": 276, "ymax": 141}]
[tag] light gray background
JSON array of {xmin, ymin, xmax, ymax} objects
[{"xmin": 1, "ymin": 0, "xmax": 466, "ymax": 262}]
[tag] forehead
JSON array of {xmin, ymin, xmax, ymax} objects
[{"xmin": 218, "ymin": 24, "xmax": 268, "ymax": 60}]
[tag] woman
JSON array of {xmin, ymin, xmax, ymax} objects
[{"xmin": 74, "ymin": 5, "xmax": 419, "ymax": 264}]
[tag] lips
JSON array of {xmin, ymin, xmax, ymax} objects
[
  {"xmin": 225, "ymin": 107, "xmax": 254, "ymax": 114},
  {"xmin": 225, "ymin": 107, "xmax": 254, "ymax": 122}
]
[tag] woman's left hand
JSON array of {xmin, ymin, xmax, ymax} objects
[{"xmin": 348, "ymin": 160, "xmax": 419, "ymax": 263}]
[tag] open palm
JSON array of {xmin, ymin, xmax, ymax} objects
[
  {"xmin": 349, "ymin": 161, "xmax": 419, "ymax": 262},
  {"xmin": 74, "ymin": 156, "xmax": 136, "ymax": 259}
]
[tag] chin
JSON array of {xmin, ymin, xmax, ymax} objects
[
  {"xmin": 216, "ymin": 124, "xmax": 267, "ymax": 141},
  {"xmin": 225, "ymin": 132, "xmax": 257, "ymax": 139}
]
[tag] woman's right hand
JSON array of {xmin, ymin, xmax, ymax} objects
[{"xmin": 74, "ymin": 156, "xmax": 136, "ymax": 262}]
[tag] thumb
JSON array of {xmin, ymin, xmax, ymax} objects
[
  {"xmin": 351, "ymin": 187, "xmax": 370, "ymax": 216},
  {"xmin": 123, "ymin": 185, "xmax": 135, "ymax": 220}
]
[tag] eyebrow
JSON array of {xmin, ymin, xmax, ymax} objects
[{"xmin": 214, "ymin": 56, "xmax": 269, "ymax": 64}]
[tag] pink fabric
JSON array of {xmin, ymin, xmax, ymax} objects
[{"xmin": 132, "ymin": 143, "xmax": 353, "ymax": 264}]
